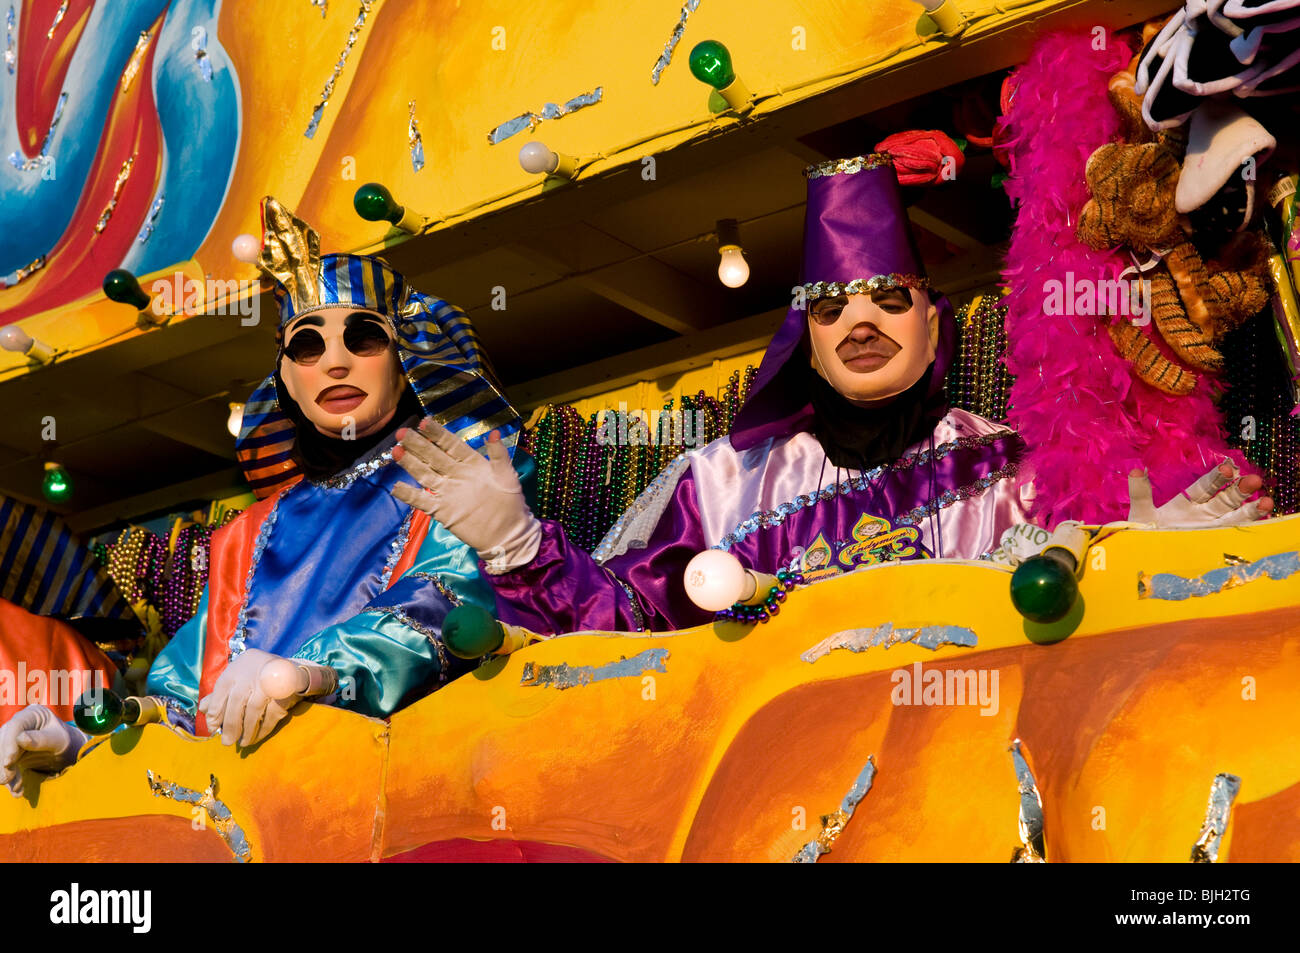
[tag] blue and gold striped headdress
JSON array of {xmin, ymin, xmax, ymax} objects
[{"xmin": 236, "ymin": 196, "xmax": 521, "ymax": 498}]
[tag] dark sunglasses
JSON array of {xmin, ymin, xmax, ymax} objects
[{"xmin": 282, "ymin": 320, "xmax": 392, "ymax": 366}]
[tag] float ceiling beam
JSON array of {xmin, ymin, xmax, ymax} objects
[
  {"xmin": 511, "ymin": 307, "xmax": 786, "ymax": 411},
  {"xmin": 506, "ymin": 224, "xmax": 741, "ymax": 335}
]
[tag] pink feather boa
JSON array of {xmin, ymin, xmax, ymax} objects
[{"xmin": 1000, "ymin": 29, "xmax": 1250, "ymax": 528}]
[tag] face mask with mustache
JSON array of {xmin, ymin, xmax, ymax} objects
[{"xmin": 807, "ymin": 290, "xmax": 938, "ymax": 405}]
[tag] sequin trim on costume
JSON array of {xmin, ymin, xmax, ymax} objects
[
  {"xmin": 894, "ymin": 462, "xmax": 1020, "ymax": 527},
  {"xmin": 309, "ymin": 448, "xmax": 395, "ymax": 490},
  {"xmin": 717, "ymin": 431, "xmax": 1017, "ymax": 550},
  {"xmin": 408, "ymin": 571, "xmax": 463, "ymax": 606},
  {"xmin": 229, "ymin": 492, "xmax": 286, "ymax": 660},
  {"xmin": 592, "ymin": 451, "xmax": 690, "ymax": 564},
  {"xmin": 616, "ymin": 578, "xmax": 648, "ymax": 632},
  {"xmin": 364, "ymin": 604, "xmax": 452, "ymax": 679},
  {"xmin": 804, "ymin": 154, "xmax": 893, "ymax": 179},
  {"xmin": 802, "ymin": 274, "xmax": 932, "ymax": 303},
  {"xmin": 378, "ymin": 510, "xmax": 415, "ymax": 590}
]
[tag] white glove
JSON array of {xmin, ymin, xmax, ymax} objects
[
  {"xmin": 0, "ymin": 705, "xmax": 87, "ymax": 797},
  {"xmin": 198, "ymin": 648, "xmax": 294, "ymax": 749},
  {"xmin": 391, "ymin": 421, "xmax": 541, "ymax": 574},
  {"xmin": 1128, "ymin": 461, "xmax": 1273, "ymax": 528}
]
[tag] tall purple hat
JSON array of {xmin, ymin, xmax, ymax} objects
[{"xmin": 729, "ymin": 153, "xmax": 957, "ymax": 450}]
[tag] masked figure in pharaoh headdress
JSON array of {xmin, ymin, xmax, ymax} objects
[{"xmin": 2, "ymin": 196, "xmax": 524, "ymax": 792}]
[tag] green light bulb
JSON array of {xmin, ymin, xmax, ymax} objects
[
  {"xmin": 442, "ymin": 604, "xmax": 505, "ymax": 659},
  {"xmin": 102, "ymin": 269, "xmax": 151, "ymax": 310},
  {"xmin": 73, "ymin": 687, "xmax": 124, "ymax": 735},
  {"xmin": 354, "ymin": 183, "xmax": 404, "ymax": 225},
  {"xmin": 689, "ymin": 40, "xmax": 736, "ymax": 90},
  {"xmin": 1009, "ymin": 554, "xmax": 1079, "ymax": 624},
  {"xmin": 42, "ymin": 462, "xmax": 72, "ymax": 503}
]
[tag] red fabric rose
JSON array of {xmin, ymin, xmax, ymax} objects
[{"xmin": 875, "ymin": 130, "xmax": 965, "ymax": 186}]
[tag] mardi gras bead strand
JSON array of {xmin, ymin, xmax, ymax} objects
[{"xmin": 715, "ymin": 569, "xmax": 804, "ymax": 624}]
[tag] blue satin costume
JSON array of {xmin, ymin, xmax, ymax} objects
[{"xmin": 146, "ymin": 196, "xmax": 523, "ymax": 730}]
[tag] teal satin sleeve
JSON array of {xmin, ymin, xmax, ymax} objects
[
  {"xmin": 293, "ymin": 519, "xmax": 496, "ymax": 718},
  {"xmin": 146, "ymin": 585, "xmax": 209, "ymax": 714}
]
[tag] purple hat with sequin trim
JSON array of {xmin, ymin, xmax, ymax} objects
[{"xmin": 729, "ymin": 154, "xmax": 956, "ymax": 450}]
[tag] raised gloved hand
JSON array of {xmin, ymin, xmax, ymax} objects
[
  {"xmin": 390, "ymin": 421, "xmax": 541, "ymax": 574},
  {"xmin": 0, "ymin": 705, "xmax": 87, "ymax": 797},
  {"xmin": 198, "ymin": 648, "xmax": 295, "ymax": 749},
  {"xmin": 1128, "ymin": 460, "xmax": 1273, "ymax": 528}
]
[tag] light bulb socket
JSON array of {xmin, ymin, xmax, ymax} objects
[
  {"xmin": 24, "ymin": 337, "xmax": 56, "ymax": 365},
  {"xmin": 715, "ymin": 218, "xmax": 741, "ymax": 248},
  {"xmin": 919, "ymin": 0, "xmax": 966, "ymax": 37},
  {"xmin": 715, "ymin": 75, "xmax": 754, "ymax": 114},
  {"xmin": 548, "ymin": 151, "xmax": 579, "ymax": 180},
  {"xmin": 393, "ymin": 206, "xmax": 423, "ymax": 234},
  {"xmin": 136, "ymin": 310, "xmax": 170, "ymax": 332}
]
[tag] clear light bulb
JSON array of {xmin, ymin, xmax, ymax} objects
[
  {"xmin": 227, "ymin": 402, "xmax": 244, "ymax": 437},
  {"xmin": 0, "ymin": 325, "xmax": 33, "ymax": 353},
  {"xmin": 717, "ymin": 246, "xmax": 750, "ymax": 288},
  {"xmin": 518, "ymin": 141, "xmax": 558, "ymax": 175},
  {"xmin": 231, "ymin": 233, "xmax": 260, "ymax": 263}
]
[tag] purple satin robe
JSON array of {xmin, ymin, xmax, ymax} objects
[{"xmin": 486, "ymin": 409, "xmax": 1032, "ymax": 634}]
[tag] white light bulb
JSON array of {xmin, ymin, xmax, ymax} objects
[
  {"xmin": 260, "ymin": 658, "xmax": 306, "ymax": 701},
  {"xmin": 683, "ymin": 549, "xmax": 749, "ymax": 611},
  {"xmin": 518, "ymin": 141, "xmax": 558, "ymax": 175},
  {"xmin": 231, "ymin": 233, "xmax": 261, "ymax": 263},
  {"xmin": 909, "ymin": 0, "xmax": 946, "ymax": 10},
  {"xmin": 717, "ymin": 246, "xmax": 750, "ymax": 288},
  {"xmin": 0, "ymin": 325, "xmax": 33, "ymax": 354},
  {"xmin": 227, "ymin": 402, "xmax": 244, "ymax": 438}
]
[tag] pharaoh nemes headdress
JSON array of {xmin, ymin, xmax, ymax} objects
[{"xmin": 236, "ymin": 196, "xmax": 521, "ymax": 497}]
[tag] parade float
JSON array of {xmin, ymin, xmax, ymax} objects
[{"xmin": 2, "ymin": 0, "xmax": 1299, "ymax": 862}]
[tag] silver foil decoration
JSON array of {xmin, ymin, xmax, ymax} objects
[
  {"xmin": 46, "ymin": 0, "xmax": 67, "ymax": 39},
  {"xmin": 801, "ymin": 623, "xmax": 976, "ymax": 663},
  {"xmin": 791, "ymin": 756, "xmax": 877, "ymax": 862},
  {"xmin": 146, "ymin": 771, "xmax": 252, "ymax": 862},
  {"xmin": 193, "ymin": 27, "xmax": 212, "ymax": 82},
  {"xmin": 305, "ymin": 0, "xmax": 373, "ymax": 138},
  {"xmin": 137, "ymin": 195, "xmax": 164, "ymax": 242},
  {"xmin": 1010, "ymin": 739, "xmax": 1046, "ymax": 862},
  {"xmin": 1191, "ymin": 773, "xmax": 1241, "ymax": 863},
  {"xmin": 1139, "ymin": 551, "xmax": 1299, "ymax": 601},
  {"xmin": 94, "ymin": 155, "xmax": 134, "ymax": 233},
  {"xmin": 651, "ymin": 0, "xmax": 700, "ymax": 85},
  {"xmin": 520, "ymin": 647, "xmax": 668, "ymax": 690},
  {"xmin": 0, "ymin": 255, "xmax": 46, "ymax": 289},
  {"xmin": 487, "ymin": 87, "xmax": 603, "ymax": 145},
  {"xmin": 8, "ymin": 90, "xmax": 66, "ymax": 171},
  {"xmin": 119, "ymin": 30, "xmax": 151, "ymax": 93},
  {"xmin": 407, "ymin": 99, "xmax": 424, "ymax": 172},
  {"xmin": 5, "ymin": 7, "xmax": 15, "ymax": 76}
]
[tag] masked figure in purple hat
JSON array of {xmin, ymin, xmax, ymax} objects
[{"xmin": 392, "ymin": 153, "xmax": 1270, "ymax": 635}]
